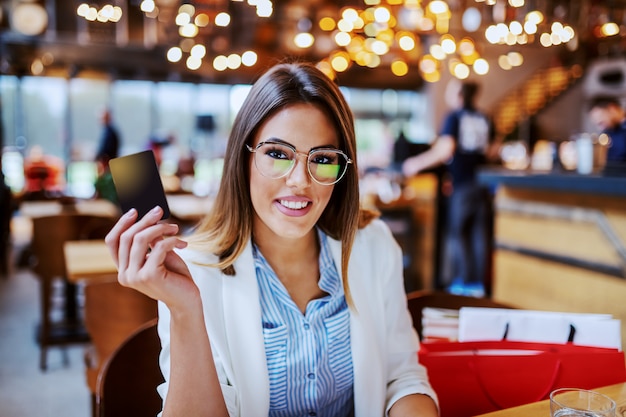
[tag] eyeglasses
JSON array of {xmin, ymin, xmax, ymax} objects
[{"xmin": 246, "ymin": 140, "xmax": 352, "ymax": 185}]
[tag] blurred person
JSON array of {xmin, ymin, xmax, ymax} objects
[
  {"xmin": 147, "ymin": 132, "xmax": 175, "ymax": 168},
  {"xmin": 105, "ymin": 62, "xmax": 439, "ymax": 417},
  {"xmin": 94, "ymin": 156, "xmax": 118, "ymax": 204},
  {"xmin": 23, "ymin": 145, "xmax": 65, "ymax": 199},
  {"xmin": 402, "ymin": 81, "xmax": 500, "ymax": 296},
  {"xmin": 0, "ymin": 160, "xmax": 13, "ymax": 276},
  {"xmin": 588, "ymin": 96, "xmax": 626, "ymax": 163},
  {"xmin": 95, "ymin": 108, "xmax": 120, "ymax": 165}
]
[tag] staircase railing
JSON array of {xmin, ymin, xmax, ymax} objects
[{"xmin": 493, "ymin": 64, "xmax": 585, "ymax": 138}]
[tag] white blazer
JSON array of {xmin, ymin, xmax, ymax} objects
[{"xmin": 157, "ymin": 219, "xmax": 437, "ymax": 417}]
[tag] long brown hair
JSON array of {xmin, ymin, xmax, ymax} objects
[{"xmin": 189, "ymin": 61, "xmax": 370, "ymax": 304}]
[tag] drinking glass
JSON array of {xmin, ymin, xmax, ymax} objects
[{"xmin": 550, "ymin": 388, "xmax": 616, "ymax": 417}]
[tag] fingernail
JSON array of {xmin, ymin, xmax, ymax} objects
[
  {"xmin": 150, "ymin": 206, "xmax": 162, "ymax": 215},
  {"xmin": 125, "ymin": 208, "xmax": 137, "ymax": 218}
]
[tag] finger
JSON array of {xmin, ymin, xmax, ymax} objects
[
  {"xmin": 149, "ymin": 224, "xmax": 181, "ymax": 249},
  {"xmin": 125, "ymin": 224, "xmax": 180, "ymax": 277},
  {"xmin": 105, "ymin": 208, "xmax": 138, "ymax": 266},
  {"xmin": 117, "ymin": 206, "xmax": 164, "ymax": 274},
  {"xmin": 142, "ymin": 236, "xmax": 188, "ymax": 279}
]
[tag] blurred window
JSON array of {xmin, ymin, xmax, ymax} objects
[
  {"xmin": 69, "ymin": 78, "xmax": 109, "ymax": 160},
  {"xmin": 1, "ymin": 75, "xmax": 433, "ymax": 189},
  {"xmin": 21, "ymin": 76, "xmax": 66, "ymax": 159}
]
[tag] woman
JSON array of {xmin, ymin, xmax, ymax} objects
[{"xmin": 105, "ymin": 62, "xmax": 439, "ymax": 417}]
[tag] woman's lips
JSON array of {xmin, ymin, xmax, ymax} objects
[
  {"xmin": 279, "ymin": 199, "xmax": 309, "ymax": 210},
  {"xmin": 274, "ymin": 198, "xmax": 312, "ymax": 217}
]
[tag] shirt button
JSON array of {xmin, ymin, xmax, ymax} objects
[
  {"xmin": 303, "ymin": 323, "xmax": 310, "ymax": 330},
  {"xmin": 307, "ymin": 373, "xmax": 315, "ymax": 380},
  {"xmin": 308, "ymin": 412, "xmax": 316, "ymax": 416}
]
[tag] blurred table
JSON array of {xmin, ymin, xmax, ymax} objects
[
  {"xmin": 166, "ymin": 193, "xmax": 213, "ymax": 224},
  {"xmin": 20, "ymin": 198, "xmax": 119, "ymax": 218},
  {"xmin": 474, "ymin": 382, "xmax": 626, "ymax": 417},
  {"xmin": 63, "ymin": 240, "xmax": 117, "ymax": 284}
]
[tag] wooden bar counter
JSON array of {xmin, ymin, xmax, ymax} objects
[
  {"xmin": 478, "ymin": 168, "xmax": 626, "ymax": 348},
  {"xmin": 474, "ymin": 382, "xmax": 626, "ymax": 417}
]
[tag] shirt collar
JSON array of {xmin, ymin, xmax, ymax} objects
[{"xmin": 252, "ymin": 228, "xmax": 341, "ymax": 297}]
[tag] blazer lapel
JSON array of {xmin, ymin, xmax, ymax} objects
[
  {"xmin": 222, "ymin": 240, "xmax": 270, "ymax": 415},
  {"xmin": 327, "ymin": 237, "xmax": 386, "ymax": 416}
]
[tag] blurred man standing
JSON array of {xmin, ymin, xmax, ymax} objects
[
  {"xmin": 403, "ymin": 81, "xmax": 500, "ymax": 296},
  {"xmin": 588, "ymin": 96, "xmax": 626, "ymax": 163},
  {"xmin": 95, "ymin": 108, "xmax": 120, "ymax": 164}
]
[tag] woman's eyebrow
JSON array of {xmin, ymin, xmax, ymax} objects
[{"xmin": 263, "ymin": 137, "xmax": 341, "ymax": 152}]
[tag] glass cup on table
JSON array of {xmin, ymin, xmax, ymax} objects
[{"xmin": 550, "ymin": 388, "xmax": 616, "ymax": 417}]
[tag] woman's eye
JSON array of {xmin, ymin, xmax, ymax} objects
[
  {"xmin": 311, "ymin": 153, "xmax": 336, "ymax": 165},
  {"xmin": 266, "ymin": 148, "xmax": 289, "ymax": 159}
]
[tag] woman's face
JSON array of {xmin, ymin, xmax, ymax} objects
[{"xmin": 249, "ymin": 103, "xmax": 339, "ymax": 244}]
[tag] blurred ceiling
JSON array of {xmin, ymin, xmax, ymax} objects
[{"xmin": 1, "ymin": 0, "xmax": 625, "ymax": 89}]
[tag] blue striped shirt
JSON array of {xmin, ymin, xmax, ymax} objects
[{"xmin": 253, "ymin": 230, "xmax": 354, "ymax": 417}]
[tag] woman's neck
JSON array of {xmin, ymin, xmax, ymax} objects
[{"xmin": 253, "ymin": 228, "xmax": 319, "ymax": 270}]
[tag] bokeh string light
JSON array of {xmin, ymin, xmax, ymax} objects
[{"xmin": 72, "ymin": 0, "xmax": 621, "ymax": 83}]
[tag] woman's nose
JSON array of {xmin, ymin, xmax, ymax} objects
[{"xmin": 286, "ymin": 154, "xmax": 311, "ymax": 187}]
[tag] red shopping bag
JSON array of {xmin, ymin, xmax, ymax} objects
[{"xmin": 418, "ymin": 340, "xmax": 626, "ymax": 417}]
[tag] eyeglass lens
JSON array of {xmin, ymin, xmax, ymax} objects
[{"xmin": 254, "ymin": 142, "xmax": 348, "ymax": 184}]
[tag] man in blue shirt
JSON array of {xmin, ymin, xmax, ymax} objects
[
  {"xmin": 588, "ymin": 96, "xmax": 626, "ymax": 163},
  {"xmin": 403, "ymin": 81, "xmax": 500, "ymax": 296}
]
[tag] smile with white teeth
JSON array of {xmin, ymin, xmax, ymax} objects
[{"xmin": 279, "ymin": 200, "xmax": 310, "ymax": 210}]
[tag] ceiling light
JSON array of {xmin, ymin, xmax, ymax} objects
[
  {"xmin": 195, "ymin": 13, "xmax": 209, "ymax": 27},
  {"xmin": 241, "ymin": 51, "xmax": 258, "ymax": 66},
  {"xmin": 370, "ymin": 39, "xmax": 389, "ymax": 55},
  {"xmin": 498, "ymin": 55, "xmax": 512, "ymax": 69},
  {"xmin": 391, "ymin": 60, "xmax": 409, "ymax": 76},
  {"xmin": 294, "ymin": 32, "xmax": 315, "ymax": 48},
  {"xmin": 213, "ymin": 55, "xmax": 228, "ymax": 71},
  {"xmin": 524, "ymin": 21, "xmax": 537, "ymax": 35},
  {"xmin": 12, "ymin": 3, "xmax": 48, "ymax": 35},
  {"xmin": 190, "ymin": 44, "xmax": 206, "ymax": 59},
  {"xmin": 429, "ymin": 44, "xmax": 446, "ymax": 60},
  {"xmin": 186, "ymin": 56, "xmax": 202, "ymax": 70},
  {"xmin": 419, "ymin": 55, "xmax": 438, "ymax": 74},
  {"xmin": 167, "ymin": 47, "xmax": 183, "ymax": 62},
  {"xmin": 337, "ymin": 19, "xmax": 354, "ymax": 32},
  {"xmin": 373, "ymin": 6, "xmax": 391, "ymax": 23},
  {"xmin": 601, "ymin": 22, "xmax": 619, "ymax": 37},
  {"xmin": 227, "ymin": 54, "xmax": 242, "ymax": 69},
  {"xmin": 458, "ymin": 38, "xmax": 475, "ymax": 55},
  {"xmin": 319, "ymin": 17, "xmax": 336, "ymax": 31},
  {"xmin": 473, "ymin": 58, "xmax": 489, "ymax": 75},
  {"xmin": 428, "ymin": 1, "xmax": 448, "ymax": 15},
  {"xmin": 178, "ymin": 4, "xmax": 195, "ymax": 16},
  {"xmin": 462, "ymin": 7, "xmax": 481, "ymax": 32},
  {"xmin": 508, "ymin": 52, "xmax": 523, "ymax": 66},
  {"xmin": 441, "ymin": 37, "xmax": 456, "ymax": 54},
  {"xmin": 526, "ymin": 11, "xmax": 543, "ymax": 25},
  {"xmin": 453, "ymin": 63, "xmax": 470, "ymax": 79},
  {"xmin": 398, "ymin": 34, "xmax": 416, "ymax": 51},
  {"xmin": 179, "ymin": 23, "xmax": 198, "ymax": 38},
  {"xmin": 215, "ymin": 12, "xmax": 230, "ymax": 27},
  {"xmin": 140, "ymin": 1, "xmax": 156, "ymax": 13},
  {"xmin": 331, "ymin": 52, "xmax": 350, "ymax": 72},
  {"xmin": 175, "ymin": 13, "xmax": 191, "ymax": 26},
  {"xmin": 342, "ymin": 8, "xmax": 359, "ymax": 22},
  {"xmin": 509, "ymin": 21, "xmax": 523, "ymax": 36},
  {"xmin": 334, "ymin": 31, "xmax": 351, "ymax": 47}
]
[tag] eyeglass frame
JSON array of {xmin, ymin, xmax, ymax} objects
[{"xmin": 245, "ymin": 139, "xmax": 353, "ymax": 185}]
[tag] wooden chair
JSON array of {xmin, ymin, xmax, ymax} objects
[
  {"xmin": 96, "ymin": 318, "xmax": 164, "ymax": 417},
  {"xmin": 406, "ymin": 289, "xmax": 514, "ymax": 341},
  {"xmin": 84, "ymin": 280, "xmax": 158, "ymax": 416},
  {"xmin": 29, "ymin": 213, "xmax": 118, "ymax": 370}
]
